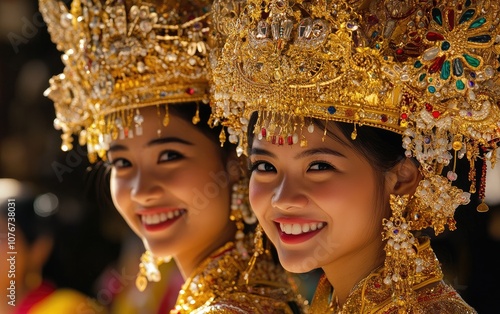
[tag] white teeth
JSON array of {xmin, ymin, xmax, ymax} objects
[
  {"xmin": 279, "ymin": 222, "xmax": 325, "ymax": 235},
  {"xmin": 141, "ymin": 210, "xmax": 184, "ymax": 225}
]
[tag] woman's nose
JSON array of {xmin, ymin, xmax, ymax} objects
[
  {"xmin": 271, "ymin": 175, "xmax": 309, "ymax": 211},
  {"xmin": 130, "ymin": 170, "xmax": 164, "ymax": 205}
]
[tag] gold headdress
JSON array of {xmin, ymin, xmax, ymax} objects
[
  {"xmin": 40, "ymin": 0, "xmax": 212, "ymax": 161},
  {"xmin": 211, "ymin": 0, "xmax": 500, "ymax": 309}
]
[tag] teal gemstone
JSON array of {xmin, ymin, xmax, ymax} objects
[
  {"xmin": 453, "ymin": 58, "xmax": 464, "ymax": 76},
  {"xmin": 459, "ymin": 9, "xmax": 475, "ymax": 25},
  {"xmin": 432, "ymin": 8, "xmax": 443, "ymax": 25},
  {"xmin": 414, "ymin": 60, "xmax": 423, "ymax": 68},
  {"xmin": 456, "ymin": 80, "xmax": 465, "ymax": 90},
  {"xmin": 428, "ymin": 86, "xmax": 436, "ymax": 93},
  {"xmin": 419, "ymin": 73, "xmax": 426, "ymax": 81},
  {"xmin": 441, "ymin": 60, "xmax": 451, "ymax": 80},
  {"xmin": 463, "ymin": 54, "xmax": 481, "ymax": 67},
  {"xmin": 441, "ymin": 41, "xmax": 451, "ymax": 51},
  {"xmin": 469, "ymin": 17, "xmax": 486, "ymax": 29}
]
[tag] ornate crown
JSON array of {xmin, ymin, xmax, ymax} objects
[
  {"xmin": 40, "ymin": 0, "xmax": 212, "ymax": 161},
  {"xmin": 211, "ymin": 0, "xmax": 500, "ymax": 211}
]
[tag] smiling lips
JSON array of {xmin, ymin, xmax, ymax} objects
[
  {"xmin": 274, "ymin": 220, "xmax": 326, "ymax": 244},
  {"xmin": 139, "ymin": 209, "xmax": 186, "ymax": 231},
  {"xmin": 279, "ymin": 222, "xmax": 325, "ymax": 235}
]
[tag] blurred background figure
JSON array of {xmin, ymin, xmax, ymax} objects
[{"xmin": 0, "ymin": 178, "xmax": 106, "ymax": 313}]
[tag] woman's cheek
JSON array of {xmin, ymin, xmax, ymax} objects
[{"xmin": 249, "ymin": 180, "xmax": 268, "ymax": 218}]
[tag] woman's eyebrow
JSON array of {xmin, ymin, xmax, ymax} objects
[
  {"xmin": 296, "ymin": 148, "xmax": 347, "ymax": 159},
  {"xmin": 249, "ymin": 147, "xmax": 276, "ymax": 158},
  {"xmin": 146, "ymin": 136, "xmax": 193, "ymax": 147}
]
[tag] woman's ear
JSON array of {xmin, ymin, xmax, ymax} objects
[{"xmin": 386, "ymin": 158, "xmax": 421, "ymax": 196}]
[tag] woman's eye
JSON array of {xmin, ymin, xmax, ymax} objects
[
  {"xmin": 111, "ymin": 158, "xmax": 131, "ymax": 169},
  {"xmin": 250, "ymin": 161, "xmax": 276, "ymax": 173},
  {"xmin": 158, "ymin": 150, "xmax": 183, "ymax": 163},
  {"xmin": 308, "ymin": 162, "xmax": 334, "ymax": 171}
]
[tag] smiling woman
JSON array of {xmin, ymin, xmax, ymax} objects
[
  {"xmin": 210, "ymin": 0, "xmax": 500, "ymax": 312},
  {"xmin": 39, "ymin": 0, "xmax": 305, "ymax": 313}
]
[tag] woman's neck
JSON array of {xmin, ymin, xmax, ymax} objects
[
  {"xmin": 174, "ymin": 221, "xmax": 237, "ymax": 279},
  {"xmin": 322, "ymin": 240, "xmax": 385, "ymax": 306}
]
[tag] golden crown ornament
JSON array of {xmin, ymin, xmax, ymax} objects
[
  {"xmin": 211, "ymin": 0, "xmax": 500, "ymax": 310},
  {"xmin": 40, "ymin": 0, "xmax": 212, "ymax": 161}
]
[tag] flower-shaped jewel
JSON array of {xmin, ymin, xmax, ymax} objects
[{"xmin": 412, "ymin": 0, "xmax": 495, "ymax": 97}]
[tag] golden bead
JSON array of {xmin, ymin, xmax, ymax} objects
[{"xmin": 452, "ymin": 141, "xmax": 462, "ymax": 151}]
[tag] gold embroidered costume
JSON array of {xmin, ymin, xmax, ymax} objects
[
  {"xmin": 310, "ymin": 238, "xmax": 475, "ymax": 314},
  {"xmin": 172, "ymin": 236, "xmax": 304, "ymax": 314}
]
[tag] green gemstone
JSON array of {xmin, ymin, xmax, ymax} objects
[
  {"xmin": 419, "ymin": 73, "xmax": 426, "ymax": 81},
  {"xmin": 463, "ymin": 54, "xmax": 481, "ymax": 67},
  {"xmin": 432, "ymin": 8, "xmax": 443, "ymax": 25},
  {"xmin": 414, "ymin": 60, "xmax": 423, "ymax": 68},
  {"xmin": 469, "ymin": 17, "xmax": 486, "ymax": 29},
  {"xmin": 459, "ymin": 9, "xmax": 475, "ymax": 25},
  {"xmin": 441, "ymin": 60, "xmax": 451, "ymax": 80},
  {"xmin": 456, "ymin": 80, "xmax": 465, "ymax": 90},
  {"xmin": 441, "ymin": 41, "xmax": 451, "ymax": 51}
]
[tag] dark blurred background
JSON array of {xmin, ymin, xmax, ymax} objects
[{"xmin": 0, "ymin": 0, "xmax": 499, "ymax": 312}]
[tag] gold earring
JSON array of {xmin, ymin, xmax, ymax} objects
[
  {"xmin": 135, "ymin": 250, "xmax": 170, "ymax": 292},
  {"xmin": 243, "ymin": 224, "xmax": 265, "ymax": 284},
  {"xmin": 231, "ymin": 177, "xmax": 257, "ymax": 251},
  {"xmin": 382, "ymin": 194, "xmax": 418, "ymax": 310}
]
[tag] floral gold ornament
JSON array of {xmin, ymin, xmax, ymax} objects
[
  {"xmin": 211, "ymin": 0, "xmax": 499, "ymax": 311},
  {"xmin": 135, "ymin": 250, "xmax": 170, "ymax": 292},
  {"xmin": 40, "ymin": 0, "xmax": 212, "ymax": 161}
]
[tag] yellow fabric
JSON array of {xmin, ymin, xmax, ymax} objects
[{"xmin": 29, "ymin": 289, "xmax": 106, "ymax": 314}]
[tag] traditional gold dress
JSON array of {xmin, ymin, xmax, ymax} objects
[
  {"xmin": 171, "ymin": 237, "xmax": 304, "ymax": 314},
  {"xmin": 309, "ymin": 238, "xmax": 476, "ymax": 313}
]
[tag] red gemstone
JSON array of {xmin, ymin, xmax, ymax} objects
[
  {"xmin": 426, "ymin": 31, "xmax": 445, "ymax": 41},
  {"xmin": 367, "ymin": 15, "xmax": 379, "ymax": 24},
  {"xmin": 396, "ymin": 48, "xmax": 404, "ymax": 55},
  {"xmin": 408, "ymin": 31, "xmax": 417, "ymax": 37},
  {"xmin": 186, "ymin": 87, "xmax": 195, "ymax": 95},
  {"xmin": 261, "ymin": 128, "xmax": 267, "ymax": 137},
  {"xmin": 345, "ymin": 109, "xmax": 354, "ymax": 117},
  {"xmin": 432, "ymin": 110, "xmax": 440, "ymax": 118},
  {"xmin": 447, "ymin": 9, "xmax": 455, "ymax": 31},
  {"xmin": 429, "ymin": 55, "xmax": 446, "ymax": 74},
  {"xmin": 278, "ymin": 136, "xmax": 284, "ymax": 145},
  {"xmin": 287, "ymin": 135, "xmax": 293, "ymax": 145},
  {"xmin": 374, "ymin": 282, "xmax": 381, "ymax": 288},
  {"xmin": 425, "ymin": 103, "xmax": 433, "ymax": 111},
  {"xmin": 381, "ymin": 114, "xmax": 388, "ymax": 122},
  {"xmin": 401, "ymin": 113, "xmax": 408, "ymax": 119},
  {"xmin": 271, "ymin": 136, "xmax": 276, "ymax": 144}
]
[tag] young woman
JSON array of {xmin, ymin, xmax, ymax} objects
[
  {"xmin": 40, "ymin": 0, "xmax": 304, "ymax": 312},
  {"xmin": 211, "ymin": 0, "xmax": 499, "ymax": 312}
]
